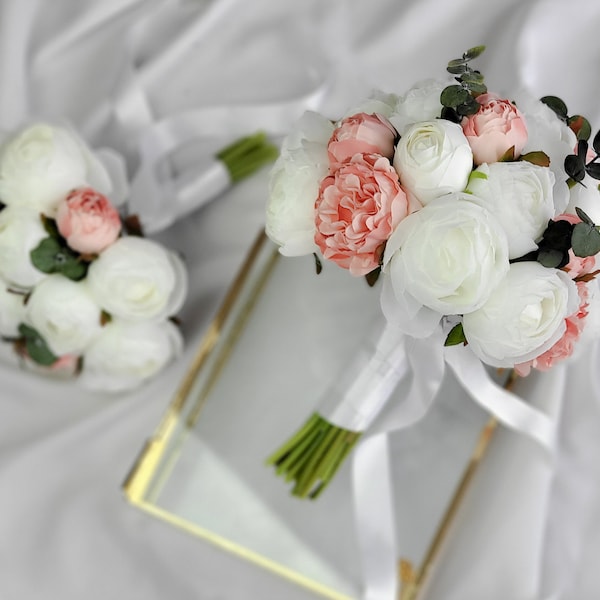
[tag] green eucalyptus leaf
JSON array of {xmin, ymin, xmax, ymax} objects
[
  {"xmin": 30, "ymin": 237, "xmax": 88, "ymax": 281},
  {"xmin": 577, "ymin": 139, "xmax": 589, "ymax": 161},
  {"xmin": 464, "ymin": 45, "xmax": 486, "ymax": 60},
  {"xmin": 540, "ymin": 95, "xmax": 568, "ymax": 121},
  {"xmin": 456, "ymin": 96, "xmax": 481, "ymax": 116},
  {"xmin": 17, "ymin": 323, "xmax": 58, "ymax": 366},
  {"xmin": 444, "ymin": 323, "xmax": 467, "ymax": 347},
  {"xmin": 565, "ymin": 154, "xmax": 586, "ymax": 182},
  {"xmin": 572, "ymin": 221, "xmax": 600, "ymax": 257},
  {"xmin": 440, "ymin": 106, "xmax": 461, "ymax": 123},
  {"xmin": 447, "ymin": 64, "xmax": 468, "ymax": 75},
  {"xmin": 465, "ymin": 81, "xmax": 487, "ymax": 95},
  {"xmin": 568, "ymin": 115, "xmax": 592, "ymax": 141},
  {"xmin": 575, "ymin": 207, "xmax": 595, "ymax": 226},
  {"xmin": 537, "ymin": 248, "xmax": 567, "ymax": 269},
  {"xmin": 585, "ymin": 162, "xmax": 600, "ymax": 180},
  {"xmin": 40, "ymin": 215, "xmax": 61, "ymax": 239},
  {"xmin": 593, "ymin": 129, "xmax": 600, "ymax": 155},
  {"xmin": 520, "ymin": 151, "xmax": 550, "ymax": 167},
  {"xmin": 460, "ymin": 70, "xmax": 485, "ymax": 84},
  {"xmin": 448, "ymin": 58, "xmax": 468, "ymax": 68},
  {"xmin": 440, "ymin": 85, "xmax": 471, "ymax": 108},
  {"xmin": 313, "ymin": 253, "xmax": 322, "ymax": 275},
  {"xmin": 365, "ymin": 267, "xmax": 381, "ymax": 287}
]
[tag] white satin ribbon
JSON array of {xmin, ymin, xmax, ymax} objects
[{"xmin": 344, "ymin": 322, "xmax": 559, "ymax": 600}]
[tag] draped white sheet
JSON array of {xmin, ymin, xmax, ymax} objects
[{"xmin": 2, "ymin": 1, "xmax": 600, "ymax": 599}]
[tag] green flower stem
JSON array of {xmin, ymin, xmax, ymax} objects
[
  {"xmin": 217, "ymin": 132, "xmax": 279, "ymax": 183},
  {"xmin": 267, "ymin": 412, "xmax": 363, "ymax": 500}
]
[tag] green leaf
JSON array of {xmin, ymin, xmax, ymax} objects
[
  {"xmin": 460, "ymin": 70, "xmax": 485, "ymax": 84},
  {"xmin": 440, "ymin": 85, "xmax": 471, "ymax": 108},
  {"xmin": 572, "ymin": 221, "xmax": 600, "ymax": 257},
  {"xmin": 568, "ymin": 115, "xmax": 592, "ymax": 141},
  {"xmin": 499, "ymin": 146, "xmax": 516, "ymax": 162},
  {"xmin": 520, "ymin": 151, "xmax": 551, "ymax": 167},
  {"xmin": 586, "ymin": 162, "xmax": 600, "ymax": 180},
  {"xmin": 540, "ymin": 96, "xmax": 568, "ymax": 121},
  {"xmin": 469, "ymin": 170, "xmax": 488, "ymax": 181},
  {"xmin": 464, "ymin": 81, "xmax": 487, "ymax": 95},
  {"xmin": 313, "ymin": 253, "xmax": 322, "ymax": 275},
  {"xmin": 17, "ymin": 323, "xmax": 58, "ymax": 366},
  {"xmin": 565, "ymin": 154, "xmax": 586, "ymax": 182},
  {"xmin": 444, "ymin": 323, "xmax": 467, "ymax": 346},
  {"xmin": 30, "ymin": 237, "xmax": 88, "ymax": 281},
  {"xmin": 575, "ymin": 207, "xmax": 595, "ymax": 226},
  {"xmin": 464, "ymin": 45, "xmax": 486, "ymax": 60},
  {"xmin": 537, "ymin": 248, "xmax": 567, "ymax": 268},
  {"xmin": 456, "ymin": 96, "xmax": 481, "ymax": 116},
  {"xmin": 593, "ymin": 129, "xmax": 600, "ymax": 155},
  {"xmin": 40, "ymin": 214, "xmax": 61, "ymax": 239},
  {"xmin": 447, "ymin": 64, "xmax": 468, "ymax": 75},
  {"xmin": 448, "ymin": 58, "xmax": 468, "ymax": 69},
  {"xmin": 365, "ymin": 267, "xmax": 381, "ymax": 287}
]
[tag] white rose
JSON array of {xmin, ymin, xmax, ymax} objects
[
  {"xmin": 381, "ymin": 194, "xmax": 509, "ymax": 337},
  {"xmin": 266, "ymin": 111, "xmax": 334, "ymax": 256},
  {"xmin": 393, "ymin": 120, "xmax": 473, "ymax": 205},
  {"xmin": 465, "ymin": 161, "xmax": 556, "ymax": 259},
  {"xmin": 0, "ymin": 207, "xmax": 47, "ymax": 289},
  {"xmin": 389, "ymin": 78, "xmax": 453, "ymax": 135},
  {"xmin": 0, "ymin": 278, "xmax": 27, "ymax": 337},
  {"xmin": 87, "ymin": 236, "xmax": 188, "ymax": 321},
  {"xmin": 0, "ymin": 123, "xmax": 112, "ymax": 216},
  {"xmin": 79, "ymin": 319, "xmax": 183, "ymax": 392},
  {"xmin": 462, "ymin": 262, "xmax": 579, "ymax": 367},
  {"xmin": 513, "ymin": 91, "xmax": 576, "ymax": 213},
  {"xmin": 26, "ymin": 275, "xmax": 102, "ymax": 355},
  {"xmin": 344, "ymin": 90, "xmax": 400, "ymax": 119}
]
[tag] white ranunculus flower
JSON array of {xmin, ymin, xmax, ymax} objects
[
  {"xmin": 465, "ymin": 161, "xmax": 556, "ymax": 259},
  {"xmin": 393, "ymin": 120, "xmax": 473, "ymax": 205},
  {"xmin": 79, "ymin": 319, "xmax": 183, "ymax": 392},
  {"xmin": 266, "ymin": 111, "xmax": 334, "ymax": 256},
  {"xmin": 0, "ymin": 123, "xmax": 112, "ymax": 216},
  {"xmin": 381, "ymin": 194, "xmax": 509, "ymax": 337},
  {"xmin": 462, "ymin": 262, "xmax": 579, "ymax": 367},
  {"xmin": 344, "ymin": 90, "xmax": 400, "ymax": 119},
  {"xmin": 86, "ymin": 236, "xmax": 188, "ymax": 321},
  {"xmin": 26, "ymin": 275, "xmax": 102, "ymax": 356},
  {"xmin": 0, "ymin": 278, "xmax": 27, "ymax": 337},
  {"xmin": 0, "ymin": 207, "xmax": 47, "ymax": 289},
  {"xmin": 513, "ymin": 91, "xmax": 576, "ymax": 213},
  {"xmin": 389, "ymin": 78, "xmax": 453, "ymax": 135}
]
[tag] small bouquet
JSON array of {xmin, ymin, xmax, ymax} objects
[
  {"xmin": 0, "ymin": 122, "xmax": 187, "ymax": 391},
  {"xmin": 265, "ymin": 46, "xmax": 600, "ymax": 498}
]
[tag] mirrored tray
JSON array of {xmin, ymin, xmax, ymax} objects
[{"xmin": 123, "ymin": 230, "xmax": 497, "ymax": 600}]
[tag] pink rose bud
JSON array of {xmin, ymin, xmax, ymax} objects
[
  {"xmin": 462, "ymin": 93, "xmax": 528, "ymax": 165},
  {"xmin": 315, "ymin": 153, "xmax": 410, "ymax": 276},
  {"xmin": 328, "ymin": 113, "xmax": 397, "ymax": 167},
  {"xmin": 56, "ymin": 187, "xmax": 122, "ymax": 255}
]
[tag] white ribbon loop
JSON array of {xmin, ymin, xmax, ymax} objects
[{"xmin": 444, "ymin": 345, "xmax": 557, "ymax": 452}]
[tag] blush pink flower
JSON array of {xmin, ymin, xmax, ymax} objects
[
  {"xmin": 555, "ymin": 213, "xmax": 597, "ymax": 278},
  {"xmin": 462, "ymin": 93, "xmax": 528, "ymax": 165},
  {"xmin": 328, "ymin": 113, "xmax": 397, "ymax": 167},
  {"xmin": 315, "ymin": 153, "xmax": 410, "ymax": 276},
  {"xmin": 515, "ymin": 281, "xmax": 590, "ymax": 376},
  {"xmin": 56, "ymin": 187, "xmax": 122, "ymax": 255}
]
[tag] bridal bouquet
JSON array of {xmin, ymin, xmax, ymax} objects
[
  {"xmin": 265, "ymin": 46, "xmax": 600, "ymax": 498},
  {"xmin": 0, "ymin": 122, "xmax": 188, "ymax": 392}
]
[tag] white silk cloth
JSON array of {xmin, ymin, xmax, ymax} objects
[{"xmin": 2, "ymin": 1, "xmax": 600, "ymax": 599}]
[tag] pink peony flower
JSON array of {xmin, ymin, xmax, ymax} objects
[
  {"xmin": 555, "ymin": 213, "xmax": 597, "ymax": 278},
  {"xmin": 314, "ymin": 153, "xmax": 410, "ymax": 276},
  {"xmin": 56, "ymin": 187, "xmax": 122, "ymax": 255},
  {"xmin": 515, "ymin": 281, "xmax": 590, "ymax": 376},
  {"xmin": 328, "ymin": 113, "xmax": 397, "ymax": 168},
  {"xmin": 462, "ymin": 93, "xmax": 528, "ymax": 165}
]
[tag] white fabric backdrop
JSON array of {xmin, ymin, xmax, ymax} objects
[{"xmin": 2, "ymin": 1, "xmax": 600, "ymax": 598}]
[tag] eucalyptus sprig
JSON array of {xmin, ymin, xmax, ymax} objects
[
  {"xmin": 540, "ymin": 96, "xmax": 600, "ymax": 187},
  {"xmin": 440, "ymin": 45, "xmax": 487, "ymax": 123}
]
